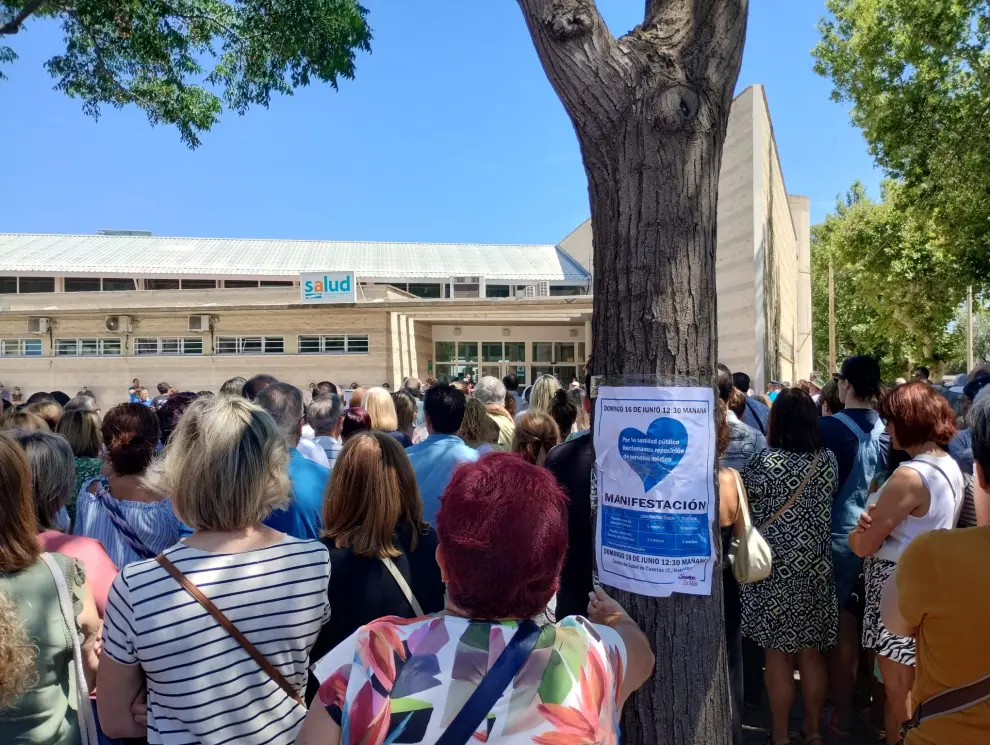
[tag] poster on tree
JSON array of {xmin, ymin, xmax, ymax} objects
[{"xmin": 594, "ymin": 385, "xmax": 716, "ymax": 597}]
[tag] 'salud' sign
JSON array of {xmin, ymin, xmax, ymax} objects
[{"xmin": 300, "ymin": 271, "xmax": 357, "ymax": 304}]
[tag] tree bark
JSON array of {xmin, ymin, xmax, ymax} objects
[{"xmin": 516, "ymin": 1, "xmax": 748, "ymax": 743}]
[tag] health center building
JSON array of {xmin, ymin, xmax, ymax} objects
[{"xmin": 0, "ymin": 85, "xmax": 812, "ymax": 404}]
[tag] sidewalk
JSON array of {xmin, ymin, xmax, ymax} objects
[{"xmin": 743, "ymin": 695, "xmax": 884, "ymax": 745}]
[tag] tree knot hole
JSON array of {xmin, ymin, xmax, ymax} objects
[
  {"xmin": 546, "ymin": 1, "xmax": 593, "ymax": 40},
  {"xmin": 652, "ymin": 85, "xmax": 711, "ymax": 132}
]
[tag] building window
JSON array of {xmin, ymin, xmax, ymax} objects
[
  {"xmin": 0, "ymin": 277, "xmax": 16, "ymax": 294},
  {"xmin": 435, "ymin": 341, "xmax": 455, "ymax": 363},
  {"xmin": 180, "ymin": 279, "xmax": 217, "ymax": 290},
  {"xmin": 485, "ymin": 285, "xmax": 511, "ymax": 298},
  {"xmin": 457, "ymin": 342, "xmax": 478, "ymax": 363},
  {"xmin": 408, "ymin": 283, "xmax": 442, "ymax": 299},
  {"xmin": 482, "ymin": 342, "xmax": 503, "ymax": 362},
  {"xmin": 549, "ymin": 286, "xmax": 585, "ymax": 296},
  {"xmin": 0, "ymin": 339, "xmax": 42, "ymax": 357},
  {"xmin": 214, "ymin": 336, "xmax": 284, "ymax": 355},
  {"xmin": 64, "ymin": 278, "xmax": 102, "ymax": 292},
  {"xmin": 103, "ymin": 278, "xmax": 136, "ymax": 292},
  {"xmin": 554, "ymin": 342, "xmax": 577, "ymax": 364},
  {"xmin": 18, "ymin": 277, "xmax": 55, "ymax": 294},
  {"xmin": 260, "ymin": 280, "xmax": 294, "ymax": 287},
  {"xmin": 532, "ymin": 342, "xmax": 553, "ymax": 363},
  {"xmin": 297, "ymin": 334, "xmax": 370, "ymax": 355},
  {"xmin": 505, "ymin": 342, "xmax": 525, "ymax": 363},
  {"xmin": 146, "ymin": 279, "xmax": 181, "ymax": 290},
  {"xmin": 134, "ymin": 337, "xmax": 204, "ymax": 356},
  {"xmin": 55, "ymin": 338, "xmax": 122, "ymax": 356},
  {"xmin": 224, "ymin": 280, "xmax": 260, "ymax": 289}
]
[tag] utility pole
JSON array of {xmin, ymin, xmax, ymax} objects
[
  {"xmin": 968, "ymin": 285, "xmax": 974, "ymax": 371},
  {"xmin": 828, "ymin": 257, "xmax": 837, "ymax": 373}
]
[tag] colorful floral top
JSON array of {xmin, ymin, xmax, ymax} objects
[{"xmin": 312, "ymin": 614, "xmax": 627, "ymax": 745}]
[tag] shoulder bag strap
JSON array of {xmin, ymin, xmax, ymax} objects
[
  {"xmin": 435, "ymin": 620, "xmax": 543, "ymax": 745},
  {"xmin": 155, "ymin": 554, "xmax": 304, "ymax": 708},
  {"xmin": 833, "ymin": 411, "xmax": 868, "ymax": 439},
  {"xmin": 40, "ymin": 554, "xmax": 100, "ymax": 745},
  {"xmin": 759, "ymin": 450, "xmax": 822, "ymax": 531},
  {"xmin": 910, "ymin": 672, "xmax": 990, "ymax": 729},
  {"xmin": 381, "ymin": 556, "xmax": 424, "ymax": 617},
  {"xmin": 729, "ymin": 468, "xmax": 752, "ymax": 532},
  {"xmin": 95, "ymin": 480, "xmax": 157, "ymax": 560}
]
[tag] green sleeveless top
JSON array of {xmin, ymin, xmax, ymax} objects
[{"xmin": 0, "ymin": 553, "xmax": 86, "ymax": 745}]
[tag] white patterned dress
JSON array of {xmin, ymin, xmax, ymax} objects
[{"xmin": 740, "ymin": 448, "xmax": 840, "ymax": 652}]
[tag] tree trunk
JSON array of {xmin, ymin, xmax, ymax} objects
[{"xmin": 516, "ymin": 2, "xmax": 748, "ymax": 744}]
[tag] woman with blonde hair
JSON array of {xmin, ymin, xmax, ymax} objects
[
  {"xmin": 457, "ymin": 396, "xmax": 501, "ymax": 452},
  {"xmin": 515, "ymin": 373, "xmax": 562, "ymax": 423},
  {"xmin": 308, "ymin": 431, "xmax": 444, "ymax": 690},
  {"xmin": 512, "ymin": 411, "xmax": 561, "ymax": 466},
  {"xmin": 23, "ymin": 400, "xmax": 63, "ymax": 431},
  {"xmin": 1, "ymin": 409, "xmax": 48, "ymax": 432},
  {"xmin": 56, "ymin": 408, "xmax": 104, "ymax": 513},
  {"xmin": 364, "ymin": 386, "xmax": 412, "ymax": 447},
  {"xmin": 96, "ymin": 395, "xmax": 331, "ymax": 744},
  {"xmin": 0, "ymin": 432, "xmax": 102, "ymax": 744}
]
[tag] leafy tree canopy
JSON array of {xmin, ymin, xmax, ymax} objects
[
  {"xmin": 1, "ymin": 0, "xmax": 372, "ymax": 147},
  {"xmin": 812, "ymin": 180, "xmax": 968, "ymax": 380},
  {"xmin": 814, "ymin": 0, "xmax": 990, "ymax": 280}
]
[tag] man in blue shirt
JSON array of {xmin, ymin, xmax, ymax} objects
[
  {"xmin": 256, "ymin": 382, "xmax": 330, "ymax": 540},
  {"xmin": 406, "ymin": 383, "xmax": 479, "ymax": 524},
  {"xmin": 819, "ymin": 355, "xmax": 888, "ymax": 736}
]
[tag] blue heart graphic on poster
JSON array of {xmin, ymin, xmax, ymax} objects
[{"xmin": 618, "ymin": 417, "xmax": 689, "ymax": 492}]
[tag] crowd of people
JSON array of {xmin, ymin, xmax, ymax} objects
[
  {"xmin": 1, "ymin": 356, "xmax": 988, "ymax": 745},
  {"xmin": 0, "ymin": 371, "xmax": 650, "ymax": 745},
  {"xmin": 718, "ymin": 358, "xmax": 990, "ymax": 745}
]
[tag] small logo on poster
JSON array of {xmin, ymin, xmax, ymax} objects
[{"xmin": 300, "ymin": 272, "xmax": 356, "ymax": 304}]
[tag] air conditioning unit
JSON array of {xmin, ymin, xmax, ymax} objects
[
  {"xmin": 105, "ymin": 315, "xmax": 132, "ymax": 333},
  {"xmin": 27, "ymin": 317, "xmax": 50, "ymax": 334},
  {"xmin": 188, "ymin": 315, "xmax": 211, "ymax": 332}
]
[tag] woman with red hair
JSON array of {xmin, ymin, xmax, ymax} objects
[
  {"xmin": 850, "ymin": 381, "xmax": 964, "ymax": 744},
  {"xmin": 302, "ymin": 452, "xmax": 654, "ymax": 745}
]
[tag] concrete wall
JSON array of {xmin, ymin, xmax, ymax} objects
[
  {"xmin": 0, "ymin": 292, "xmax": 593, "ymax": 404},
  {"xmin": 716, "ymin": 86, "xmax": 759, "ymax": 383},
  {"xmin": 0, "ymin": 307, "xmax": 390, "ymax": 404},
  {"xmin": 788, "ymin": 195, "xmax": 813, "ymax": 379}
]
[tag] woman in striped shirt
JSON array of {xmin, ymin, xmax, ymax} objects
[
  {"xmin": 97, "ymin": 395, "xmax": 331, "ymax": 745},
  {"xmin": 73, "ymin": 403, "xmax": 181, "ymax": 569}
]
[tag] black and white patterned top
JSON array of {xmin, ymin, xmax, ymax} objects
[{"xmin": 739, "ymin": 448, "xmax": 840, "ymax": 652}]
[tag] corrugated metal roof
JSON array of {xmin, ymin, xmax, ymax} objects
[{"xmin": 0, "ymin": 233, "xmax": 590, "ymax": 283}]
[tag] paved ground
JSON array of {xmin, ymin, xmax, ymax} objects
[{"xmin": 742, "ymin": 693, "xmax": 885, "ymax": 745}]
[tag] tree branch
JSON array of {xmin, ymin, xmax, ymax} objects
[
  {"xmin": 1, "ymin": 0, "xmax": 49, "ymax": 35},
  {"xmin": 65, "ymin": 9, "xmax": 155, "ymax": 110},
  {"xmin": 515, "ymin": 0, "xmax": 633, "ymax": 135}
]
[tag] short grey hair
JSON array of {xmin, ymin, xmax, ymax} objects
[
  {"xmin": 474, "ymin": 376, "xmax": 507, "ymax": 406},
  {"xmin": 219, "ymin": 376, "xmax": 248, "ymax": 397},
  {"xmin": 10, "ymin": 430, "xmax": 75, "ymax": 530},
  {"xmin": 255, "ymin": 382, "xmax": 304, "ymax": 447},
  {"xmin": 63, "ymin": 395, "xmax": 98, "ymax": 413},
  {"xmin": 307, "ymin": 394, "xmax": 344, "ymax": 434}
]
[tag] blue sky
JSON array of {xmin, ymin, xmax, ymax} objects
[{"xmin": 0, "ymin": 1, "xmax": 881, "ymax": 245}]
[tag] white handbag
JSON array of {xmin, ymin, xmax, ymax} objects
[{"xmin": 728, "ymin": 450, "xmax": 822, "ymax": 585}]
